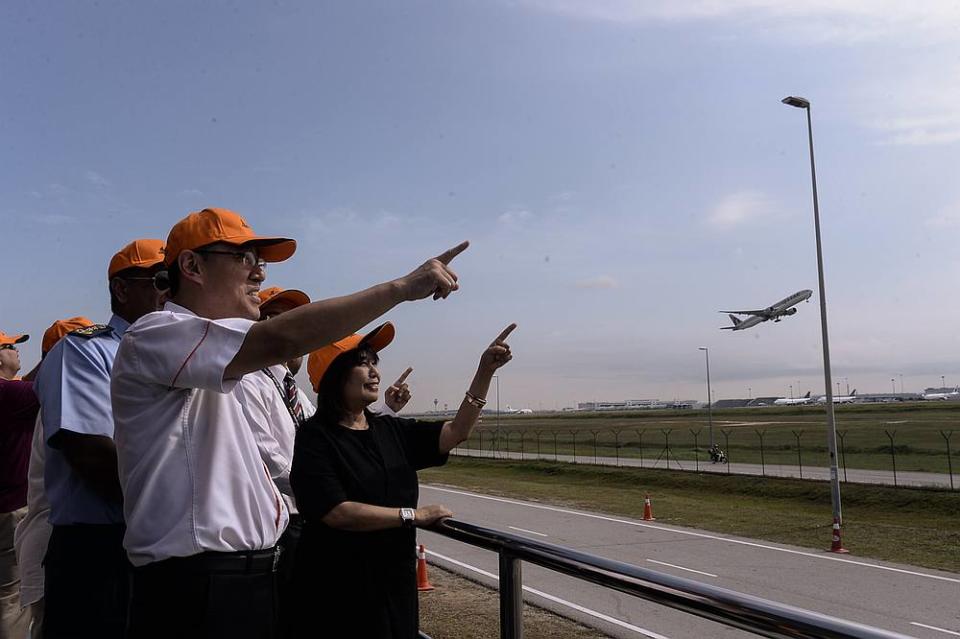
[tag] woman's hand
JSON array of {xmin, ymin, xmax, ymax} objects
[
  {"xmin": 479, "ymin": 323, "xmax": 517, "ymax": 374},
  {"xmin": 385, "ymin": 367, "xmax": 414, "ymax": 413},
  {"xmin": 415, "ymin": 504, "xmax": 454, "ymax": 527}
]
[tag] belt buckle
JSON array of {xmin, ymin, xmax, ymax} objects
[{"xmin": 272, "ymin": 546, "xmax": 282, "ymax": 572}]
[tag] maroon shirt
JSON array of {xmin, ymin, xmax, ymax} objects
[{"xmin": 0, "ymin": 378, "xmax": 39, "ymax": 512}]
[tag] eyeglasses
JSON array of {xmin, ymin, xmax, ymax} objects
[
  {"xmin": 0, "ymin": 344, "xmax": 17, "ymax": 351},
  {"xmin": 196, "ymin": 249, "xmax": 266, "ymax": 271},
  {"xmin": 115, "ymin": 274, "xmax": 171, "ymax": 292}
]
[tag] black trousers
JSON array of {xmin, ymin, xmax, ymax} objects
[
  {"xmin": 127, "ymin": 547, "xmax": 279, "ymax": 639},
  {"xmin": 43, "ymin": 523, "xmax": 129, "ymax": 639},
  {"xmin": 276, "ymin": 515, "xmax": 302, "ymax": 639}
]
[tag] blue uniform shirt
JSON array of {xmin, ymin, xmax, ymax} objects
[{"xmin": 35, "ymin": 314, "xmax": 128, "ymax": 525}]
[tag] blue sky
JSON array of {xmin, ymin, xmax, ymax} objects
[{"xmin": 3, "ymin": 1, "xmax": 960, "ymax": 410}]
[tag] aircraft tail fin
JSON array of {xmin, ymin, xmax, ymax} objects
[
  {"xmin": 851, "ymin": 389, "xmax": 857, "ymax": 396},
  {"xmin": 804, "ymin": 391, "xmax": 810, "ymax": 398},
  {"xmin": 720, "ymin": 314, "xmax": 741, "ymax": 330}
]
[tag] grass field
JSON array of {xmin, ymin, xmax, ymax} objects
[
  {"xmin": 455, "ymin": 402, "xmax": 960, "ymax": 477},
  {"xmin": 420, "ymin": 457, "xmax": 960, "ymax": 573}
]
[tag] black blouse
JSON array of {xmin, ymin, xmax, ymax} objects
[{"xmin": 289, "ymin": 412, "xmax": 448, "ymax": 638}]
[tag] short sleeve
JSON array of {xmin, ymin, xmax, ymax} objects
[
  {"xmin": 35, "ymin": 338, "xmax": 114, "ymax": 443},
  {"xmin": 290, "ymin": 426, "xmax": 349, "ymax": 520},
  {"xmin": 384, "ymin": 415, "xmax": 448, "ymax": 471},
  {"xmin": 122, "ymin": 312, "xmax": 253, "ymax": 392}
]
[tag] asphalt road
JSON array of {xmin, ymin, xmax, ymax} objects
[
  {"xmin": 417, "ymin": 484, "xmax": 960, "ymax": 639},
  {"xmin": 450, "ymin": 447, "xmax": 956, "ymax": 489}
]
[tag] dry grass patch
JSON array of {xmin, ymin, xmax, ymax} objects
[{"xmin": 419, "ymin": 565, "xmax": 610, "ymax": 639}]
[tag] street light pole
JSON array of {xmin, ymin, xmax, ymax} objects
[
  {"xmin": 699, "ymin": 347, "xmax": 714, "ymax": 447},
  {"xmin": 782, "ymin": 95, "xmax": 844, "ymax": 532}
]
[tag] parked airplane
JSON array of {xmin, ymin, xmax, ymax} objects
[
  {"xmin": 922, "ymin": 388, "xmax": 960, "ymax": 401},
  {"xmin": 720, "ymin": 289, "xmax": 813, "ymax": 331},
  {"xmin": 774, "ymin": 391, "xmax": 812, "ymax": 406},
  {"xmin": 816, "ymin": 390, "xmax": 858, "ymax": 404}
]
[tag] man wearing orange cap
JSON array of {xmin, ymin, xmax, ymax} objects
[
  {"xmin": 111, "ymin": 207, "xmax": 467, "ymax": 639},
  {"xmin": 0, "ymin": 329, "xmax": 37, "ymax": 639},
  {"xmin": 13, "ymin": 317, "xmax": 94, "ymax": 639},
  {"xmin": 34, "ymin": 240, "xmax": 165, "ymax": 639}
]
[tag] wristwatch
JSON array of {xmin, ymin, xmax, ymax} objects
[{"xmin": 400, "ymin": 507, "xmax": 416, "ymax": 528}]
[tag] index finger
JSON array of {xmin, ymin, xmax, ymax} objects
[
  {"xmin": 394, "ymin": 367, "xmax": 414, "ymax": 385},
  {"xmin": 435, "ymin": 240, "xmax": 469, "ymax": 265},
  {"xmin": 495, "ymin": 323, "xmax": 518, "ymax": 342}
]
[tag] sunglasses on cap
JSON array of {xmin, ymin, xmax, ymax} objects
[{"xmin": 0, "ymin": 344, "xmax": 18, "ymax": 351}]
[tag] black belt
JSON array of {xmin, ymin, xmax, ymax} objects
[{"xmin": 137, "ymin": 547, "xmax": 280, "ymax": 575}]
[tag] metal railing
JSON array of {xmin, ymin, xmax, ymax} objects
[{"xmin": 423, "ymin": 518, "xmax": 914, "ymax": 639}]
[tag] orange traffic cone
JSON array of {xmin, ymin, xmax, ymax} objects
[
  {"xmin": 416, "ymin": 544, "xmax": 435, "ymax": 591},
  {"xmin": 828, "ymin": 517, "xmax": 849, "ymax": 554},
  {"xmin": 642, "ymin": 494, "xmax": 655, "ymax": 521}
]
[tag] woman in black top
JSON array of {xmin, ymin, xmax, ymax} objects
[{"xmin": 290, "ymin": 321, "xmax": 516, "ymax": 638}]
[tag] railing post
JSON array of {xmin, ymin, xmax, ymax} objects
[
  {"xmin": 941, "ymin": 430, "xmax": 955, "ymax": 490},
  {"xmin": 884, "ymin": 429, "xmax": 898, "ymax": 487},
  {"xmin": 792, "ymin": 430, "xmax": 804, "ymax": 479},
  {"xmin": 722, "ymin": 429, "xmax": 731, "ymax": 475},
  {"xmin": 838, "ymin": 429, "xmax": 848, "ymax": 483},
  {"xmin": 499, "ymin": 552, "xmax": 523, "ymax": 639},
  {"xmin": 690, "ymin": 428, "xmax": 701, "ymax": 473},
  {"xmin": 755, "ymin": 428, "xmax": 766, "ymax": 477}
]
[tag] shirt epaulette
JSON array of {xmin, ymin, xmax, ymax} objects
[{"xmin": 69, "ymin": 324, "xmax": 114, "ymax": 339}]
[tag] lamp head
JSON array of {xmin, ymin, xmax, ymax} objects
[
  {"xmin": 782, "ymin": 96, "xmax": 810, "ymax": 109},
  {"xmin": 698, "ymin": 347, "xmax": 708, "ymax": 351}
]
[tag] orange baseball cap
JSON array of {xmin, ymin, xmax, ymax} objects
[
  {"xmin": 258, "ymin": 287, "xmax": 311, "ymax": 310},
  {"xmin": 307, "ymin": 322, "xmax": 395, "ymax": 393},
  {"xmin": 163, "ymin": 207, "xmax": 296, "ymax": 267},
  {"xmin": 42, "ymin": 317, "xmax": 95, "ymax": 354},
  {"xmin": 108, "ymin": 239, "xmax": 167, "ymax": 278},
  {"xmin": 0, "ymin": 331, "xmax": 29, "ymax": 347}
]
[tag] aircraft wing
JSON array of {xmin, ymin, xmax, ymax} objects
[{"xmin": 718, "ymin": 309, "xmax": 767, "ymax": 316}]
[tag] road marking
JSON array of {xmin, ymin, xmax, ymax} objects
[
  {"xmin": 912, "ymin": 622, "xmax": 960, "ymax": 636},
  {"xmin": 425, "ymin": 548, "xmax": 671, "ymax": 639},
  {"xmin": 646, "ymin": 559, "xmax": 717, "ymax": 578},
  {"xmin": 423, "ymin": 485, "xmax": 960, "ymax": 585},
  {"xmin": 508, "ymin": 525, "xmax": 548, "ymax": 537}
]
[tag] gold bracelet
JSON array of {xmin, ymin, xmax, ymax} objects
[{"xmin": 464, "ymin": 391, "xmax": 487, "ymax": 408}]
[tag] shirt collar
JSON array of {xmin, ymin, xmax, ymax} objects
[
  {"xmin": 163, "ymin": 301, "xmax": 196, "ymax": 317},
  {"xmin": 108, "ymin": 314, "xmax": 131, "ymax": 335}
]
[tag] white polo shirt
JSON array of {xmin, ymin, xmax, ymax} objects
[{"xmin": 111, "ymin": 302, "xmax": 288, "ymax": 567}]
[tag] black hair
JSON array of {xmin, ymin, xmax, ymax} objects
[
  {"xmin": 165, "ymin": 261, "xmax": 182, "ymax": 296},
  {"xmin": 315, "ymin": 344, "xmax": 380, "ymax": 426}
]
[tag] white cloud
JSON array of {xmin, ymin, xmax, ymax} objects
[
  {"xmin": 84, "ymin": 170, "xmax": 110, "ymax": 188},
  {"xmin": 859, "ymin": 66, "xmax": 960, "ymax": 147},
  {"xmin": 924, "ymin": 201, "xmax": 960, "ymax": 228},
  {"xmin": 516, "ymin": 1, "xmax": 960, "ymax": 44},
  {"xmin": 497, "ymin": 208, "xmax": 533, "ymax": 226},
  {"xmin": 706, "ymin": 190, "xmax": 773, "ymax": 228},
  {"xmin": 575, "ymin": 275, "xmax": 619, "ymax": 289}
]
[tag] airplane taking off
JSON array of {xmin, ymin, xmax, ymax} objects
[
  {"xmin": 774, "ymin": 391, "xmax": 812, "ymax": 406},
  {"xmin": 720, "ymin": 289, "xmax": 813, "ymax": 331}
]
